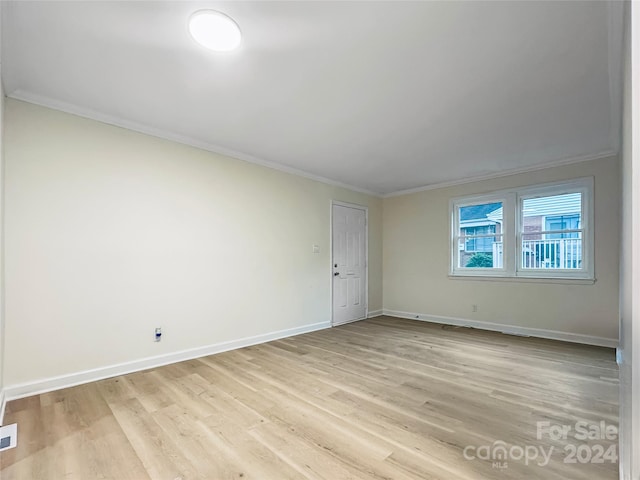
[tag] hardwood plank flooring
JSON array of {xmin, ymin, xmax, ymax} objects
[{"xmin": 0, "ymin": 316, "xmax": 619, "ymax": 479}]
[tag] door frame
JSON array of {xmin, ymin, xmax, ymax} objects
[{"xmin": 330, "ymin": 200, "xmax": 369, "ymax": 327}]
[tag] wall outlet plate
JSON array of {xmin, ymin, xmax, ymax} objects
[{"xmin": 0, "ymin": 423, "xmax": 17, "ymax": 452}]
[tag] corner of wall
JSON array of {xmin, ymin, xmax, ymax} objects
[
  {"xmin": 0, "ymin": 391, "xmax": 6, "ymax": 426},
  {"xmin": 0, "ymin": 0, "xmax": 6, "ymax": 425}
]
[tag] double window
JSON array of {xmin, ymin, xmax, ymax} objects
[{"xmin": 450, "ymin": 178, "xmax": 593, "ymax": 279}]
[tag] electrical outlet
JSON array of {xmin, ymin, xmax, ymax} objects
[
  {"xmin": 472, "ymin": 304, "xmax": 478, "ymax": 313},
  {"xmin": 155, "ymin": 327, "xmax": 162, "ymax": 342}
]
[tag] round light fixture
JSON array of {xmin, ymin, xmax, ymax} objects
[{"xmin": 189, "ymin": 10, "xmax": 242, "ymax": 52}]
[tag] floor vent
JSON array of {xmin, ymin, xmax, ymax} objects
[{"xmin": 0, "ymin": 423, "xmax": 17, "ymax": 451}]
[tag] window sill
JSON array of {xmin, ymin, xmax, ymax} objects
[{"xmin": 448, "ymin": 274, "xmax": 595, "ymax": 285}]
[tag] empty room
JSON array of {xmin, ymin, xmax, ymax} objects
[{"xmin": 0, "ymin": 1, "xmax": 638, "ymax": 479}]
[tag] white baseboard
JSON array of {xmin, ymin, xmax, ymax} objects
[
  {"xmin": 0, "ymin": 390, "xmax": 6, "ymax": 426},
  {"xmin": 383, "ymin": 309, "xmax": 618, "ymax": 348},
  {"xmin": 332, "ymin": 309, "xmax": 382, "ymax": 326},
  {"xmin": 3, "ymin": 321, "xmax": 331, "ymax": 402}
]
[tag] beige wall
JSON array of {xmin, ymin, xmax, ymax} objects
[
  {"xmin": 3, "ymin": 99, "xmax": 382, "ymax": 387},
  {"xmin": 0, "ymin": 97, "xmax": 623, "ymax": 392},
  {"xmin": 383, "ymin": 155, "xmax": 620, "ymax": 342}
]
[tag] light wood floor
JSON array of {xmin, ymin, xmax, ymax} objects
[{"xmin": 0, "ymin": 316, "xmax": 619, "ymax": 479}]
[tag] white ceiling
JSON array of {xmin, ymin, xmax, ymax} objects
[{"xmin": 1, "ymin": 1, "xmax": 623, "ymax": 195}]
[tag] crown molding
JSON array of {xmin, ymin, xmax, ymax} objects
[
  {"xmin": 8, "ymin": 90, "xmax": 617, "ymax": 200},
  {"xmin": 383, "ymin": 150, "xmax": 618, "ymax": 198},
  {"xmin": 7, "ymin": 90, "xmax": 383, "ymax": 197}
]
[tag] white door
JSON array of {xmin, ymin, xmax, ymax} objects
[{"xmin": 332, "ymin": 204, "xmax": 367, "ymax": 325}]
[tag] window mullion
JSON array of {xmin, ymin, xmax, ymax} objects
[{"xmin": 503, "ymin": 193, "xmax": 516, "ymax": 276}]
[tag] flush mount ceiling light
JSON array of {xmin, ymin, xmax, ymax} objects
[{"xmin": 189, "ymin": 10, "xmax": 242, "ymax": 52}]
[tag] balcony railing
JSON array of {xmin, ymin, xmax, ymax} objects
[
  {"xmin": 492, "ymin": 238, "xmax": 582, "ymax": 269},
  {"xmin": 492, "ymin": 242, "xmax": 503, "ymax": 268}
]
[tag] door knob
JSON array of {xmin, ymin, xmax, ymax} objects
[{"xmin": 334, "ymin": 272, "xmax": 340, "ymax": 276}]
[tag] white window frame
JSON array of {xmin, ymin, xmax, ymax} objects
[{"xmin": 450, "ymin": 177, "xmax": 594, "ymax": 280}]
